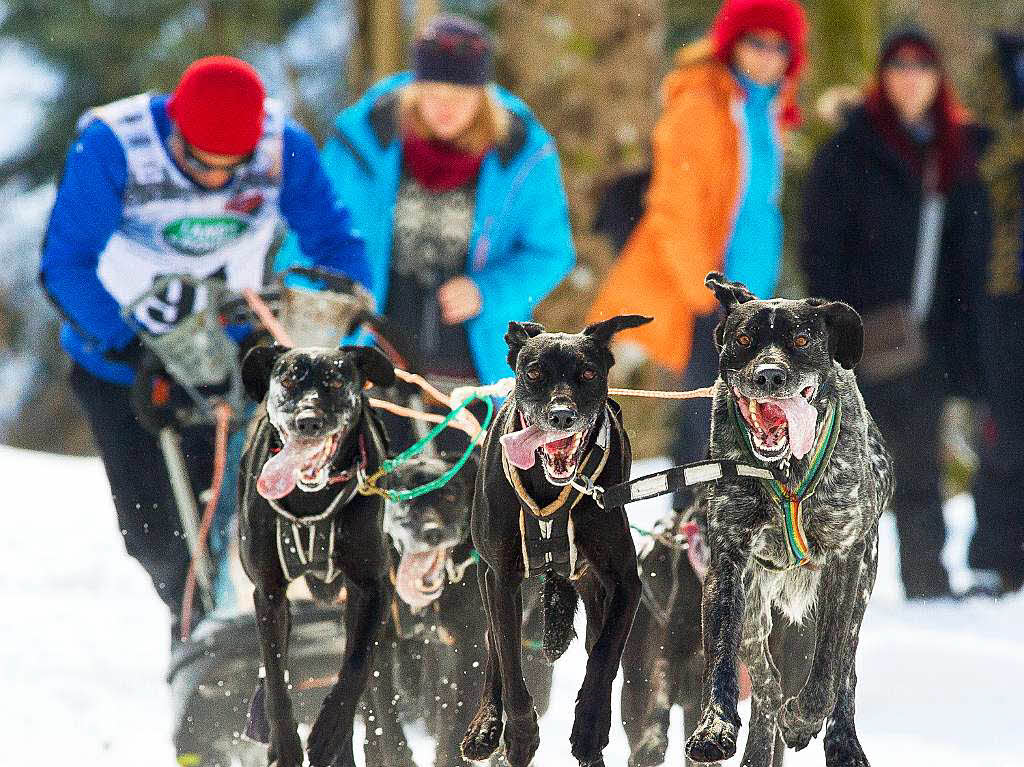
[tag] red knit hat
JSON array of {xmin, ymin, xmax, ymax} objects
[
  {"xmin": 710, "ymin": 0, "xmax": 809, "ymax": 77},
  {"xmin": 167, "ymin": 56, "xmax": 266, "ymax": 155}
]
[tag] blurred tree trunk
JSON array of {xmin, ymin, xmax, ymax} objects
[
  {"xmin": 496, "ymin": 0, "xmax": 665, "ymax": 332},
  {"xmin": 346, "ymin": 0, "xmax": 407, "ymax": 99}
]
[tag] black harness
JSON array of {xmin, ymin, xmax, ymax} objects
[
  {"xmin": 502, "ymin": 402, "xmax": 621, "ymax": 579},
  {"xmin": 257, "ymin": 418, "xmax": 382, "ymax": 584}
]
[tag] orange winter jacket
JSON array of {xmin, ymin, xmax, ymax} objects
[{"xmin": 587, "ymin": 43, "xmax": 796, "ymax": 373}]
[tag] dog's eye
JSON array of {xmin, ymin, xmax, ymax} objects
[
  {"xmin": 526, "ymin": 368, "xmax": 542, "ymax": 381},
  {"xmin": 794, "ymin": 335, "xmax": 809, "ymax": 348},
  {"xmin": 581, "ymin": 368, "xmax": 597, "ymax": 382},
  {"xmin": 737, "ymin": 334, "xmax": 752, "ymax": 347}
]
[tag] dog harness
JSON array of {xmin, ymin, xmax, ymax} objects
[
  {"xmin": 502, "ymin": 403, "xmax": 621, "ymax": 579},
  {"xmin": 731, "ymin": 399, "xmax": 842, "ymax": 570},
  {"xmin": 263, "ymin": 428, "xmax": 381, "ymax": 584}
]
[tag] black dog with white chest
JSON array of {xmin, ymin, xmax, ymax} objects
[
  {"xmin": 460, "ymin": 315, "xmax": 650, "ymax": 767},
  {"xmin": 238, "ymin": 343, "xmax": 395, "ymax": 767},
  {"xmin": 685, "ymin": 274, "xmax": 893, "ymax": 767}
]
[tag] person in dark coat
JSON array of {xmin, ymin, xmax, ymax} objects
[
  {"xmin": 801, "ymin": 27, "xmax": 991, "ymax": 600},
  {"xmin": 970, "ymin": 31, "xmax": 1024, "ymax": 596}
]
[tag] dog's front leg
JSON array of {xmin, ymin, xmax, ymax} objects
[
  {"xmin": 685, "ymin": 548, "xmax": 749, "ymax": 764},
  {"xmin": 822, "ymin": 534, "xmax": 878, "ymax": 767},
  {"xmin": 487, "ymin": 564, "xmax": 539, "ymax": 767},
  {"xmin": 360, "ymin": 632, "xmax": 415, "ymax": 767},
  {"xmin": 738, "ymin": 589, "xmax": 784, "ymax": 767},
  {"xmin": 572, "ymin": 529, "xmax": 642, "ymax": 767},
  {"xmin": 778, "ymin": 540, "xmax": 865, "ymax": 753},
  {"xmin": 253, "ymin": 586, "xmax": 304, "ymax": 767},
  {"xmin": 306, "ymin": 574, "xmax": 388, "ymax": 767},
  {"xmin": 461, "ymin": 558, "xmax": 505, "ymax": 762}
]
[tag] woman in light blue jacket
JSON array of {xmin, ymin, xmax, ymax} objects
[{"xmin": 277, "ymin": 15, "xmax": 574, "ymax": 387}]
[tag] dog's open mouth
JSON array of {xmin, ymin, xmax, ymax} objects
[
  {"xmin": 395, "ymin": 546, "xmax": 449, "ymax": 610},
  {"xmin": 257, "ymin": 432, "xmax": 342, "ymax": 500},
  {"xmin": 499, "ymin": 417, "xmax": 588, "ymax": 486},
  {"xmin": 735, "ymin": 386, "xmax": 817, "ymax": 462},
  {"xmin": 538, "ymin": 431, "xmax": 586, "ymax": 485}
]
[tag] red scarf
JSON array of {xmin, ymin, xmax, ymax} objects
[{"xmin": 402, "ymin": 133, "xmax": 485, "ymax": 192}]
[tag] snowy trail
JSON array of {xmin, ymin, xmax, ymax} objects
[{"xmin": 1, "ymin": 446, "xmax": 1021, "ymax": 766}]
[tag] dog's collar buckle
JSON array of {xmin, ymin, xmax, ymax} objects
[{"xmin": 569, "ymin": 474, "xmax": 605, "ymax": 509}]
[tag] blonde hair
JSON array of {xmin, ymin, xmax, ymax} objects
[{"xmin": 398, "ymin": 82, "xmax": 510, "ymax": 155}]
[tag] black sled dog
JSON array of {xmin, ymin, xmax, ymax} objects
[{"xmin": 460, "ymin": 315, "xmax": 650, "ymax": 767}]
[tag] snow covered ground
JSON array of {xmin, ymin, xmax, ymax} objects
[{"xmin": 1, "ymin": 447, "xmax": 1021, "ymax": 766}]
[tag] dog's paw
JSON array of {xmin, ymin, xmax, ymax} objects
[
  {"xmin": 778, "ymin": 696, "xmax": 824, "ymax": 752},
  {"xmin": 685, "ymin": 708, "xmax": 739, "ymax": 763},
  {"xmin": 628, "ymin": 722, "xmax": 669, "ymax": 767},
  {"xmin": 502, "ymin": 709, "xmax": 540, "ymax": 767},
  {"xmin": 306, "ymin": 708, "xmax": 345, "ymax": 767},
  {"xmin": 569, "ymin": 699, "xmax": 611, "ymax": 765},
  {"xmin": 461, "ymin": 702, "xmax": 504, "ymax": 762},
  {"xmin": 824, "ymin": 732, "xmax": 870, "ymax": 767},
  {"xmin": 267, "ymin": 727, "xmax": 304, "ymax": 767}
]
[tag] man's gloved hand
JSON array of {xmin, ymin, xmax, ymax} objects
[
  {"xmin": 104, "ymin": 336, "xmax": 146, "ymax": 367},
  {"xmin": 129, "ymin": 353, "xmax": 194, "ymax": 433}
]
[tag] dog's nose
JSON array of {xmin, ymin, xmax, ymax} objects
[
  {"xmin": 755, "ymin": 366, "xmax": 789, "ymax": 393},
  {"xmin": 295, "ymin": 411, "xmax": 325, "ymax": 436},
  {"xmin": 547, "ymin": 407, "xmax": 578, "ymax": 430}
]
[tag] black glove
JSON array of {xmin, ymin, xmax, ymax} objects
[
  {"xmin": 129, "ymin": 353, "xmax": 194, "ymax": 433},
  {"xmin": 104, "ymin": 336, "xmax": 145, "ymax": 367}
]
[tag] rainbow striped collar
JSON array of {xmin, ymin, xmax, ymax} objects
[{"xmin": 730, "ymin": 397, "xmax": 842, "ymax": 569}]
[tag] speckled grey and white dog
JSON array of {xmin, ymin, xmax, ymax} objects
[{"xmin": 685, "ymin": 273, "xmax": 893, "ymax": 767}]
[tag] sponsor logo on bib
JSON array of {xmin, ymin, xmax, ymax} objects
[{"xmin": 162, "ymin": 216, "xmax": 249, "ymax": 256}]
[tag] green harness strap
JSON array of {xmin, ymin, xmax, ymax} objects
[{"xmin": 361, "ymin": 393, "xmax": 494, "ymax": 502}]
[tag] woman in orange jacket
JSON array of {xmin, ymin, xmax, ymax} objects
[{"xmin": 587, "ymin": 0, "xmax": 807, "ymax": 472}]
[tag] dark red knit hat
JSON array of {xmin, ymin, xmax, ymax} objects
[
  {"xmin": 413, "ymin": 14, "xmax": 494, "ymax": 86},
  {"xmin": 167, "ymin": 56, "xmax": 266, "ymax": 155},
  {"xmin": 710, "ymin": 0, "xmax": 809, "ymax": 77}
]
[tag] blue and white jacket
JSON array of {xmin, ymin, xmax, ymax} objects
[
  {"xmin": 41, "ymin": 93, "xmax": 369, "ymax": 385},
  {"xmin": 275, "ymin": 72, "xmax": 575, "ymax": 385}
]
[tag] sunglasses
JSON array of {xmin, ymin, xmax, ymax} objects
[
  {"xmin": 177, "ymin": 131, "xmax": 254, "ymax": 175},
  {"xmin": 885, "ymin": 56, "xmax": 937, "ymax": 72},
  {"xmin": 743, "ymin": 34, "xmax": 791, "ymax": 57}
]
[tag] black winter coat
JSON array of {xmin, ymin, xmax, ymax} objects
[{"xmin": 800, "ymin": 106, "xmax": 991, "ymax": 398}]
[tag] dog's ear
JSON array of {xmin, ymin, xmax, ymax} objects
[
  {"xmin": 821, "ymin": 302, "xmax": 863, "ymax": 369},
  {"xmin": 705, "ymin": 272, "xmax": 757, "ymax": 313},
  {"xmin": 582, "ymin": 314, "xmax": 653, "ymax": 346},
  {"xmin": 241, "ymin": 343, "xmax": 287, "ymax": 402},
  {"xmin": 713, "ymin": 317, "xmax": 727, "ymax": 352},
  {"xmin": 505, "ymin": 321, "xmax": 546, "ymax": 369},
  {"xmin": 341, "ymin": 345, "xmax": 396, "ymax": 388}
]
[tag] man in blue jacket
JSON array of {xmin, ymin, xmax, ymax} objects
[{"xmin": 40, "ymin": 56, "xmax": 370, "ymax": 634}]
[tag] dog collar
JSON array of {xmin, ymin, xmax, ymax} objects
[{"xmin": 731, "ymin": 399, "xmax": 842, "ymax": 569}]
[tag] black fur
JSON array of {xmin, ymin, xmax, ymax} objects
[
  {"xmin": 461, "ymin": 315, "xmax": 650, "ymax": 767},
  {"xmin": 237, "ymin": 346, "xmax": 394, "ymax": 767},
  {"xmin": 685, "ymin": 275, "xmax": 893, "ymax": 767},
  {"xmin": 541, "ymin": 573, "xmax": 579, "ymax": 662}
]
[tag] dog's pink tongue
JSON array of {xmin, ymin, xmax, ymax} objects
[
  {"xmin": 776, "ymin": 396, "xmax": 818, "ymax": 459},
  {"xmin": 500, "ymin": 424, "xmax": 573, "ymax": 470},
  {"xmin": 395, "ymin": 548, "xmax": 447, "ymax": 610},
  {"xmin": 257, "ymin": 440, "xmax": 321, "ymax": 500}
]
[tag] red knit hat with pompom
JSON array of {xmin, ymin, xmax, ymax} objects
[
  {"xmin": 710, "ymin": 0, "xmax": 809, "ymax": 77},
  {"xmin": 167, "ymin": 56, "xmax": 266, "ymax": 155}
]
